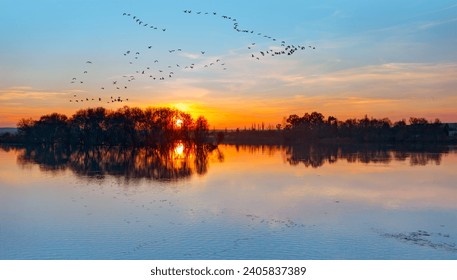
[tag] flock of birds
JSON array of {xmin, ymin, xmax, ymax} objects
[
  {"xmin": 69, "ymin": 8, "xmax": 317, "ymax": 104},
  {"xmin": 183, "ymin": 9, "xmax": 315, "ymax": 61}
]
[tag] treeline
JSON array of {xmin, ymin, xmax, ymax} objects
[
  {"xmin": 6, "ymin": 106, "xmax": 211, "ymax": 146},
  {"xmin": 283, "ymin": 112, "xmax": 449, "ymax": 144},
  {"xmin": 223, "ymin": 111, "xmax": 451, "ymax": 145}
]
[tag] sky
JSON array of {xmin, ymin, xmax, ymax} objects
[{"xmin": 1, "ymin": 0, "xmax": 456, "ymax": 128}]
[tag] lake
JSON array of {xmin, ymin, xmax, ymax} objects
[{"xmin": 1, "ymin": 143, "xmax": 456, "ymax": 259}]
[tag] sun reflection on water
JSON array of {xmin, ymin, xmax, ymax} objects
[{"xmin": 174, "ymin": 141, "xmax": 184, "ymax": 158}]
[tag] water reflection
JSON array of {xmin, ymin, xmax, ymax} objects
[
  {"xmin": 1, "ymin": 143, "xmax": 456, "ymax": 260},
  {"xmin": 0, "ymin": 144, "xmax": 454, "ymax": 182},
  {"xmin": 3, "ymin": 143, "xmax": 220, "ymax": 182},
  {"xmin": 233, "ymin": 144, "xmax": 450, "ymax": 168}
]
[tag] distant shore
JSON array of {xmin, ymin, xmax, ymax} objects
[
  {"xmin": 1, "ymin": 108, "xmax": 456, "ymax": 146},
  {"xmin": 221, "ymin": 130, "xmax": 457, "ymax": 146}
]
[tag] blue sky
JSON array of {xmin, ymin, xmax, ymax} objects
[{"xmin": 1, "ymin": 0, "xmax": 456, "ymax": 127}]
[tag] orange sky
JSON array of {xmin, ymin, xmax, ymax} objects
[
  {"xmin": 2, "ymin": 62, "xmax": 457, "ymax": 129},
  {"xmin": 1, "ymin": 1, "xmax": 457, "ymax": 128}
]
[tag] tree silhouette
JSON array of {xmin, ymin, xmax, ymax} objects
[
  {"xmin": 12, "ymin": 106, "xmax": 211, "ymax": 147},
  {"xmin": 194, "ymin": 116, "xmax": 209, "ymax": 144}
]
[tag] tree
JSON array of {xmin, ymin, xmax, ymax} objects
[
  {"xmin": 17, "ymin": 118, "xmax": 36, "ymax": 143},
  {"xmin": 194, "ymin": 116, "xmax": 209, "ymax": 143}
]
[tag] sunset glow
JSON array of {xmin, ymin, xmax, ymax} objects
[{"xmin": 0, "ymin": 1, "xmax": 456, "ymax": 128}]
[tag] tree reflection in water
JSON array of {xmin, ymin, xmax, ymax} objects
[
  {"xmin": 1, "ymin": 144, "xmax": 452, "ymax": 182},
  {"xmin": 8, "ymin": 142, "xmax": 221, "ymax": 182},
  {"xmin": 232, "ymin": 144, "xmax": 451, "ymax": 168}
]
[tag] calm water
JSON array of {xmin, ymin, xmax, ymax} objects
[{"xmin": 0, "ymin": 144, "xmax": 456, "ymax": 260}]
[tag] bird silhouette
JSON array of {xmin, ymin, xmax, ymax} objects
[{"xmin": 68, "ymin": 8, "xmax": 317, "ymax": 102}]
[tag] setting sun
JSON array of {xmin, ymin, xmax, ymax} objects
[{"xmin": 175, "ymin": 118, "xmax": 183, "ymax": 128}]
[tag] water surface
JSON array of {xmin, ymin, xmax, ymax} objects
[{"xmin": 1, "ymin": 144, "xmax": 456, "ymax": 259}]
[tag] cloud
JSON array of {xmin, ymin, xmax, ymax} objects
[
  {"xmin": 273, "ymin": 62, "xmax": 457, "ymax": 98},
  {"xmin": 0, "ymin": 87, "xmax": 69, "ymax": 102},
  {"xmin": 418, "ymin": 17, "xmax": 457, "ymax": 30},
  {"xmin": 179, "ymin": 52, "xmax": 201, "ymax": 60}
]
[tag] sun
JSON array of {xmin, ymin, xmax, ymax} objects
[{"xmin": 176, "ymin": 118, "xmax": 183, "ymax": 128}]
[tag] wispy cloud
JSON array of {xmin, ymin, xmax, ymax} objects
[
  {"xmin": 418, "ymin": 17, "xmax": 457, "ymax": 30},
  {"xmin": 273, "ymin": 62, "xmax": 457, "ymax": 98},
  {"xmin": 179, "ymin": 52, "xmax": 201, "ymax": 60},
  {"xmin": 0, "ymin": 87, "xmax": 69, "ymax": 102}
]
